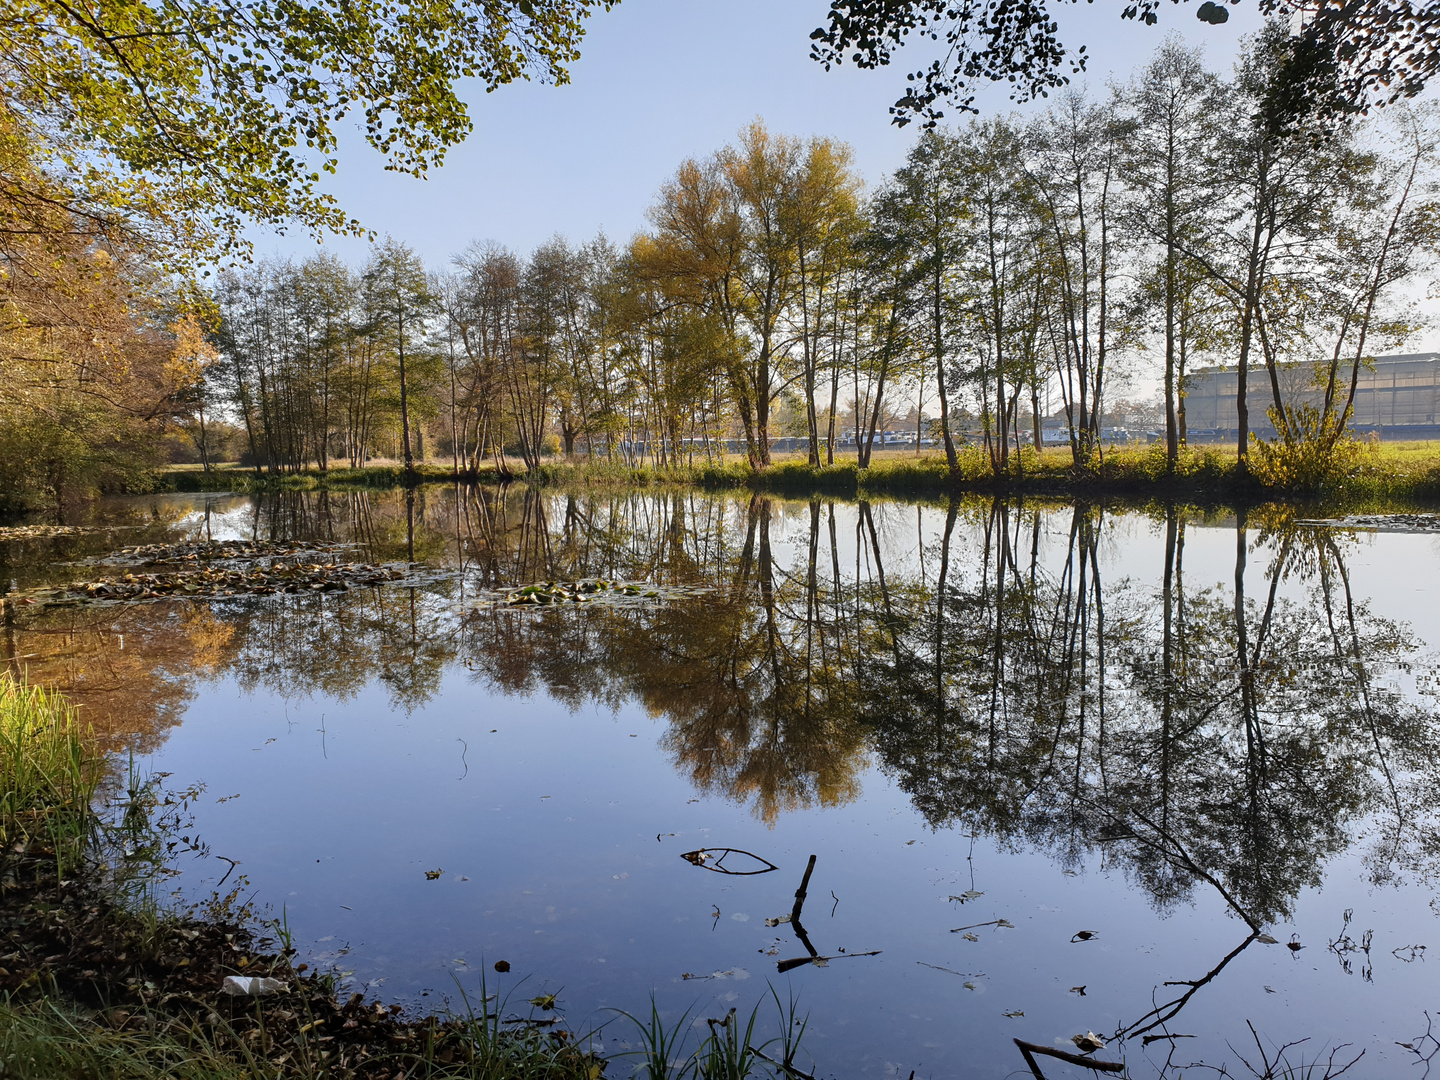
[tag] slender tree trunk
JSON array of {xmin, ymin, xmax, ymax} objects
[{"xmin": 398, "ymin": 307, "xmax": 415, "ymax": 477}]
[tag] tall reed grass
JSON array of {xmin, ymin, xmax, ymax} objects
[{"xmin": 0, "ymin": 673, "xmax": 100, "ymax": 850}]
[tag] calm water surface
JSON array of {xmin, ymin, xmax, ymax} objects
[{"xmin": 4, "ymin": 488, "xmax": 1440, "ymax": 1079}]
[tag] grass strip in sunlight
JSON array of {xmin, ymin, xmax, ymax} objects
[{"xmin": 149, "ymin": 437, "xmax": 1440, "ymax": 503}]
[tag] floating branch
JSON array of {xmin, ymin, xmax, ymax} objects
[
  {"xmin": 774, "ymin": 854, "xmax": 882, "ymax": 972},
  {"xmin": 776, "ymin": 950, "xmax": 882, "ymax": 974},
  {"xmin": 679, "ymin": 848, "xmax": 778, "ymax": 875},
  {"xmin": 917, "ymin": 962, "xmax": 983, "ymax": 978},
  {"xmin": 1014, "ymin": 1039, "xmax": 1123, "ymax": 1077}
]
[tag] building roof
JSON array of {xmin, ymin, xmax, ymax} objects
[{"xmin": 1190, "ymin": 352, "xmax": 1440, "ymax": 376}]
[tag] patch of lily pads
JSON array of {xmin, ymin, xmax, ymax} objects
[
  {"xmin": 485, "ymin": 579, "xmax": 712, "ymax": 608},
  {"xmin": 1297, "ymin": 513, "xmax": 1440, "ymax": 533},
  {"xmin": 19, "ymin": 562, "xmax": 411, "ymax": 606},
  {"xmin": 0, "ymin": 524, "xmax": 142, "ymax": 542},
  {"xmin": 95, "ymin": 539, "xmax": 356, "ymax": 566}
]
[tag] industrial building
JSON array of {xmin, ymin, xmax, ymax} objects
[{"xmin": 1181, "ymin": 353, "xmax": 1440, "ymax": 440}]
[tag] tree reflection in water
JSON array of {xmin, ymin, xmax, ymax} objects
[{"xmin": 3, "ymin": 487, "xmax": 1437, "ymax": 1056}]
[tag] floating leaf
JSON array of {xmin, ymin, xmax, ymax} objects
[
  {"xmin": 424, "ymin": 868, "xmax": 443, "ymax": 880},
  {"xmin": 1003, "ymin": 1010, "xmax": 1024, "ymax": 1019},
  {"xmin": 1072, "ymin": 1032, "xmax": 1106, "ymax": 1053},
  {"xmin": 1070, "ymin": 985, "xmax": 1087, "ymax": 996},
  {"xmin": 962, "ymin": 932, "xmax": 979, "ymax": 942},
  {"xmin": 529, "ymin": 994, "xmax": 558, "ymax": 1010},
  {"xmin": 1256, "ymin": 933, "xmax": 1279, "ymax": 944},
  {"xmin": 1071, "ymin": 930, "xmax": 1097, "ymax": 942},
  {"xmin": 950, "ymin": 890, "xmax": 984, "ymax": 904}
]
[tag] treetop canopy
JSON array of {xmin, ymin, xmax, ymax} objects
[
  {"xmin": 0, "ymin": 0, "xmax": 613, "ymax": 259},
  {"xmin": 809, "ymin": 0, "xmax": 1440, "ymax": 132}
]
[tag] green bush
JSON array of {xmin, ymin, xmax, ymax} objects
[{"xmin": 1250, "ymin": 406, "xmax": 1373, "ymax": 492}]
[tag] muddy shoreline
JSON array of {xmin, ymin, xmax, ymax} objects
[{"xmin": 0, "ymin": 842, "xmax": 601, "ymax": 1079}]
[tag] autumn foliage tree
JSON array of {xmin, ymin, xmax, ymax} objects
[{"xmin": 0, "ymin": 113, "xmax": 199, "ymax": 506}]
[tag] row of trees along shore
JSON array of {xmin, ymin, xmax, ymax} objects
[
  {"xmin": 208, "ymin": 32, "xmax": 1439, "ymax": 483},
  {"xmin": 2, "ymin": 29, "xmax": 1437, "ymax": 505}
]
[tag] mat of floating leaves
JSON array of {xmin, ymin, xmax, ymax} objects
[
  {"xmin": 1296, "ymin": 513, "xmax": 1440, "ymax": 533},
  {"xmin": 28, "ymin": 562, "xmax": 407, "ymax": 605},
  {"xmin": 488, "ymin": 580, "xmax": 711, "ymax": 608},
  {"xmin": 0, "ymin": 524, "xmax": 142, "ymax": 541},
  {"xmin": 96, "ymin": 539, "xmax": 356, "ymax": 566}
]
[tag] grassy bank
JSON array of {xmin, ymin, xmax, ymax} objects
[
  {"xmin": 0, "ymin": 675, "xmax": 807, "ymax": 1080},
  {"xmin": 155, "ymin": 462, "xmax": 473, "ymax": 493},
  {"xmin": 733, "ymin": 441, "xmax": 1440, "ymax": 502},
  {"xmin": 147, "ymin": 440, "xmax": 1440, "ymax": 505}
]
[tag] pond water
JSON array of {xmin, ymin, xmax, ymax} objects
[{"xmin": 4, "ymin": 488, "xmax": 1440, "ymax": 1079}]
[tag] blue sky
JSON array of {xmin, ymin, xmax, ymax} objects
[{"xmin": 263, "ymin": 0, "xmax": 1269, "ymax": 266}]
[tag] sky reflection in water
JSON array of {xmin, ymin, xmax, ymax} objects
[{"xmin": 4, "ymin": 488, "xmax": 1440, "ymax": 1079}]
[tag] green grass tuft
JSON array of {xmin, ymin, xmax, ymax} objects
[{"xmin": 0, "ymin": 673, "xmax": 100, "ymax": 851}]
